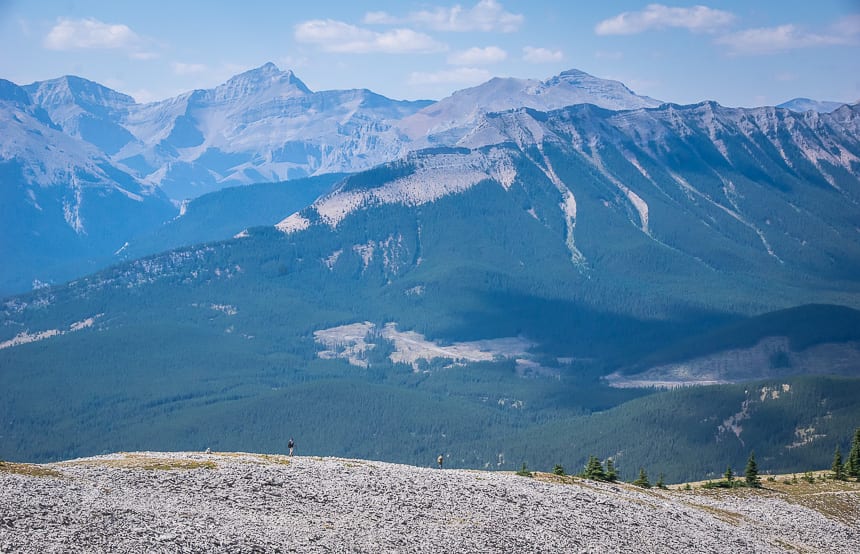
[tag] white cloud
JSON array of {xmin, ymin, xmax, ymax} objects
[
  {"xmin": 44, "ymin": 17, "xmax": 141, "ymax": 50},
  {"xmin": 595, "ymin": 4, "xmax": 735, "ymax": 35},
  {"xmin": 295, "ymin": 19, "xmax": 444, "ymax": 53},
  {"xmin": 408, "ymin": 67, "xmax": 492, "ymax": 86},
  {"xmin": 171, "ymin": 62, "xmax": 208, "ymax": 75},
  {"xmin": 831, "ymin": 14, "xmax": 860, "ymax": 37},
  {"xmin": 363, "ymin": 11, "xmax": 398, "ymax": 25},
  {"xmin": 448, "ymin": 46, "xmax": 507, "ymax": 65},
  {"xmin": 716, "ymin": 24, "xmax": 854, "ymax": 55},
  {"xmin": 522, "ymin": 46, "xmax": 563, "ymax": 63},
  {"xmin": 365, "ymin": 0, "xmax": 523, "ymax": 33}
]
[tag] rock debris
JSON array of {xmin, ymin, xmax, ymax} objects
[{"xmin": 1, "ymin": 451, "xmax": 858, "ymax": 553}]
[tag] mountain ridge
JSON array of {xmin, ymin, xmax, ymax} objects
[
  {"xmin": 0, "ymin": 79, "xmax": 175, "ymax": 295},
  {"xmin": 24, "ymin": 63, "xmax": 433, "ymax": 199},
  {"xmin": 20, "ymin": 63, "xmax": 665, "ymax": 200}
]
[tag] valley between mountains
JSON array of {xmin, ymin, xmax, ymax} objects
[{"xmin": 1, "ymin": 64, "xmax": 860, "ymax": 486}]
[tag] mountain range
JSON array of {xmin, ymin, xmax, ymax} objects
[
  {"xmin": 1, "ymin": 64, "xmax": 859, "ymax": 476},
  {"xmin": 2, "ymin": 64, "xmax": 855, "ymax": 298},
  {"xmin": 20, "ymin": 64, "xmax": 670, "ymax": 199},
  {"xmin": 2, "ymin": 64, "xmax": 671, "ymax": 296}
]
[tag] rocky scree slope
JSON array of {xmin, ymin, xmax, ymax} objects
[{"xmin": 1, "ymin": 451, "xmax": 858, "ymax": 553}]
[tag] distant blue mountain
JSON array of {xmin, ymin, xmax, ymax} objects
[
  {"xmin": 0, "ymin": 79, "xmax": 175, "ymax": 297},
  {"xmin": 120, "ymin": 173, "xmax": 344, "ymax": 260},
  {"xmin": 21, "ymin": 63, "xmax": 669, "ymax": 201},
  {"xmin": 777, "ymin": 97, "xmax": 848, "ymax": 113},
  {"xmin": 25, "ymin": 63, "xmax": 433, "ymax": 200}
]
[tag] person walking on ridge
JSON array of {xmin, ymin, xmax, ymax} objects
[
  {"xmin": 288, "ymin": 437, "xmax": 295, "ymax": 457},
  {"xmin": 437, "ymin": 454, "xmax": 443, "ymax": 469}
]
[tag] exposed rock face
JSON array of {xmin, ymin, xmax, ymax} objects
[{"xmin": 1, "ymin": 452, "xmax": 858, "ymax": 553}]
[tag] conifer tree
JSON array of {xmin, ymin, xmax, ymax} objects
[
  {"xmin": 744, "ymin": 451, "xmax": 761, "ymax": 488},
  {"xmin": 656, "ymin": 472, "xmax": 667, "ymax": 489},
  {"xmin": 583, "ymin": 455, "xmax": 605, "ymax": 481},
  {"xmin": 516, "ymin": 462, "xmax": 533, "ymax": 477},
  {"xmin": 724, "ymin": 465, "xmax": 734, "ymax": 484},
  {"xmin": 848, "ymin": 427, "xmax": 860, "ymax": 480},
  {"xmin": 633, "ymin": 467, "xmax": 651, "ymax": 488},
  {"xmin": 605, "ymin": 458, "xmax": 618, "ymax": 483},
  {"xmin": 831, "ymin": 445, "xmax": 845, "ymax": 481}
]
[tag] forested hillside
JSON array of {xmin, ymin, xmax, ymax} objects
[{"xmin": 2, "ymin": 98, "xmax": 859, "ymax": 480}]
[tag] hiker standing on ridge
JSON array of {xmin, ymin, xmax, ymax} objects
[
  {"xmin": 437, "ymin": 454, "xmax": 443, "ymax": 469},
  {"xmin": 288, "ymin": 438, "xmax": 295, "ymax": 457}
]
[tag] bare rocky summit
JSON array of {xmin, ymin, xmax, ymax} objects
[{"xmin": 1, "ymin": 451, "xmax": 858, "ymax": 553}]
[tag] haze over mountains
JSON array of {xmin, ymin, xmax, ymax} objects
[
  {"xmin": 19, "ymin": 63, "xmax": 669, "ymax": 199},
  {"xmin": 1, "ymin": 63, "xmax": 678, "ymax": 296},
  {"xmin": 2, "ymin": 63, "xmax": 855, "ymax": 297},
  {"xmin": 23, "ymin": 63, "xmax": 430, "ymax": 200},
  {"xmin": 0, "ymin": 79, "xmax": 175, "ymax": 296},
  {"xmin": 1, "ymin": 63, "xmax": 859, "ymax": 478}
]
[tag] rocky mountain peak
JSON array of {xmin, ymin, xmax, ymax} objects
[
  {"xmin": 542, "ymin": 68, "xmax": 662, "ymax": 110},
  {"xmin": 777, "ymin": 97, "xmax": 847, "ymax": 114},
  {"xmin": 25, "ymin": 75, "xmax": 135, "ymax": 112},
  {"xmin": 401, "ymin": 68, "xmax": 662, "ymax": 143},
  {"xmin": 211, "ymin": 62, "xmax": 311, "ymax": 103}
]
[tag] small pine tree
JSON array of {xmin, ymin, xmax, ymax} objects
[
  {"xmin": 605, "ymin": 458, "xmax": 618, "ymax": 482},
  {"xmin": 516, "ymin": 462, "xmax": 533, "ymax": 477},
  {"xmin": 656, "ymin": 472, "xmax": 667, "ymax": 489},
  {"xmin": 583, "ymin": 455, "xmax": 605, "ymax": 481},
  {"xmin": 848, "ymin": 427, "xmax": 860, "ymax": 480},
  {"xmin": 553, "ymin": 464, "xmax": 565, "ymax": 476},
  {"xmin": 724, "ymin": 465, "xmax": 734, "ymax": 483},
  {"xmin": 633, "ymin": 467, "xmax": 651, "ymax": 488},
  {"xmin": 744, "ymin": 451, "xmax": 761, "ymax": 488},
  {"xmin": 831, "ymin": 446, "xmax": 845, "ymax": 481}
]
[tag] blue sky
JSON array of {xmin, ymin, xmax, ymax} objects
[{"xmin": 1, "ymin": 1, "xmax": 858, "ymax": 107}]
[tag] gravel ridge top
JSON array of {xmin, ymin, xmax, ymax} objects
[{"xmin": 2, "ymin": 451, "xmax": 859, "ymax": 553}]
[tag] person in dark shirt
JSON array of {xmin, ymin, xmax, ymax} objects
[{"xmin": 288, "ymin": 438, "xmax": 295, "ymax": 457}]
